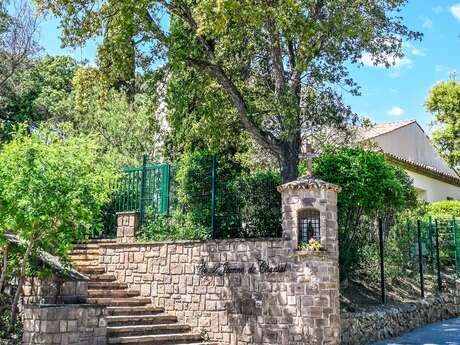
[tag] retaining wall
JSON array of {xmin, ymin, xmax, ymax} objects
[
  {"xmin": 99, "ymin": 237, "xmax": 340, "ymax": 345},
  {"xmin": 341, "ymin": 293, "xmax": 460, "ymax": 345},
  {"xmin": 22, "ymin": 304, "xmax": 107, "ymax": 345}
]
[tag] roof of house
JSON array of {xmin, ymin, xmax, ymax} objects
[
  {"xmin": 359, "ymin": 120, "xmax": 460, "ymax": 186},
  {"xmin": 359, "ymin": 120, "xmax": 417, "ymax": 140}
]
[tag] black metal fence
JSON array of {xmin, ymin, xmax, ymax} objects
[{"xmin": 377, "ymin": 216, "xmax": 459, "ymax": 304}]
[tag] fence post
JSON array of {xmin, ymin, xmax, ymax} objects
[
  {"xmin": 435, "ymin": 218, "xmax": 442, "ymax": 292},
  {"xmin": 428, "ymin": 217, "xmax": 434, "ymax": 273},
  {"xmin": 160, "ymin": 164, "xmax": 171, "ymax": 215},
  {"xmin": 453, "ymin": 216, "xmax": 459, "ymax": 277},
  {"xmin": 417, "ymin": 220, "xmax": 425, "ymax": 298},
  {"xmin": 211, "ymin": 156, "xmax": 217, "ymax": 239},
  {"xmin": 378, "ymin": 218, "xmax": 386, "ymax": 304},
  {"xmin": 139, "ymin": 154, "xmax": 148, "ymax": 229}
]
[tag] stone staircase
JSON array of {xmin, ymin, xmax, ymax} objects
[{"xmin": 70, "ymin": 240, "xmax": 214, "ymax": 345}]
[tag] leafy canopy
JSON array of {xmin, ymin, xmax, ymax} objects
[
  {"xmin": 426, "ymin": 79, "xmax": 460, "ymax": 170},
  {"xmin": 0, "ymin": 127, "xmax": 115, "ymax": 258},
  {"xmin": 1, "ymin": 55, "xmax": 77, "ymax": 125},
  {"xmin": 71, "ymin": 67, "xmax": 163, "ymax": 167},
  {"xmin": 34, "ymin": 0, "xmax": 421, "ymax": 182}
]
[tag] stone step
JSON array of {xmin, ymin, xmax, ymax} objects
[
  {"xmin": 88, "ymin": 290, "xmax": 140, "ymax": 298},
  {"xmin": 70, "ymin": 254, "xmax": 100, "ymax": 261},
  {"xmin": 89, "ymin": 274, "xmax": 117, "ymax": 282},
  {"xmin": 106, "ymin": 306, "xmax": 165, "ymax": 316},
  {"xmin": 107, "ymin": 323, "xmax": 191, "ymax": 336},
  {"xmin": 70, "ymin": 249, "xmax": 100, "ymax": 255},
  {"xmin": 88, "ymin": 282, "xmax": 128, "ymax": 290},
  {"xmin": 107, "ymin": 333, "xmax": 203, "ymax": 344},
  {"xmin": 76, "ymin": 266, "xmax": 105, "ymax": 274},
  {"xmin": 71, "ymin": 260, "xmax": 100, "ymax": 267},
  {"xmin": 107, "ymin": 314, "xmax": 177, "ymax": 326},
  {"xmin": 73, "ymin": 243, "xmax": 102, "ymax": 250},
  {"xmin": 87, "ymin": 297, "xmax": 151, "ymax": 306}
]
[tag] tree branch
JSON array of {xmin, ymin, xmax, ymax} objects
[
  {"xmin": 186, "ymin": 58, "xmax": 282, "ymax": 155},
  {"xmin": 266, "ymin": 18, "xmax": 285, "ymax": 95}
]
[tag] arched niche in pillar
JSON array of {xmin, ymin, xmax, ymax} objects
[{"xmin": 297, "ymin": 208, "xmax": 321, "ymax": 245}]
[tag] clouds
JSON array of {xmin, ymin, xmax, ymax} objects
[
  {"xmin": 359, "ymin": 53, "xmax": 412, "ymax": 69},
  {"xmin": 387, "ymin": 106, "xmax": 405, "ymax": 117},
  {"xmin": 405, "ymin": 43, "xmax": 427, "ymax": 57},
  {"xmin": 451, "ymin": 3, "xmax": 460, "ymax": 21},
  {"xmin": 422, "ymin": 17, "xmax": 433, "ymax": 29}
]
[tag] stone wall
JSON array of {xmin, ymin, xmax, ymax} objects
[
  {"xmin": 97, "ymin": 176, "xmax": 342, "ymax": 345},
  {"xmin": 22, "ymin": 304, "xmax": 107, "ymax": 345},
  {"xmin": 341, "ymin": 293, "xmax": 460, "ymax": 345},
  {"xmin": 23, "ymin": 277, "xmax": 88, "ymax": 305},
  {"xmin": 100, "ymin": 239, "xmax": 339, "ymax": 345}
]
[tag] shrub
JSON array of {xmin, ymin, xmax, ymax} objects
[
  {"xmin": 0, "ymin": 126, "xmax": 115, "ymax": 329},
  {"xmin": 314, "ymin": 147, "xmax": 417, "ymax": 279},
  {"xmin": 233, "ymin": 171, "xmax": 281, "ymax": 238},
  {"xmin": 426, "ymin": 200, "xmax": 460, "ymax": 219},
  {"xmin": 139, "ymin": 208, "xmax": 209, "ymax": 241}
]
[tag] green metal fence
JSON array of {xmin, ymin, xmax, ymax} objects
[
  {"xmin": 100, "ymin": 155, "xmax": 172, "ymax": 237},
  {"xmin": 100, "ymin": 154, "xmax": 282, "ymax": 240}
]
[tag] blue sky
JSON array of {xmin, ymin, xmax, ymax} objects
[{"xmin": 37, "ymin": 1, "xmax": 460, "ymax": 133}]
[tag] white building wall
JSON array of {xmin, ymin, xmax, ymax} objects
[{"xmin": 404, "ymin": 169, "xmax": 460, "ymax": 202}]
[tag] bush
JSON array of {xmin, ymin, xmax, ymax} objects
[
  {"xmin": 140, "ymin": 151, "xmax": 282, "ymax": 241},
  {"xmin": 426, "ymin": 200, "xmax": 460, "ymax": 219},
  {"xmin": 139, "ymin": 208, "xmax": 210, "ymax": 241},
  {"xmin": 233, "ymin": 171, "xmax": 281, "ymax": 238},
  {"xmin": 313, "ymin": 147, "xmax": 417, "ymax": 279}
]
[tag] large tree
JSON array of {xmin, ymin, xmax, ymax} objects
[
  {"xmin": 426, "ymin": 78, "xmax": 460, "ymax": 171},
  {"xmin": 35, "ymin": 0, "xmax": 421, "ymax": 182}
]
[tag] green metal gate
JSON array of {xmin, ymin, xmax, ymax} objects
[
  {"xmin": 117, "ymin": 157, "xmax": 170, "ymax": 220},
  {"xmin": 101, "ymin": 156, "xmax": 171, "ymax": 237}
]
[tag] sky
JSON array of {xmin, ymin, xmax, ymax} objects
[{"xmin": 36, "ymin": 0, "xmax": 460, "ymax": 133}]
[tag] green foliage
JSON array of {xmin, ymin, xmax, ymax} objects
[
  {"xmin": 71, "ymin": 67, "xmax": 163, "ymax": 167},
  {"xmin": 165, "ymin": 18, "xmax": 247, "ymax": 160},
  {"xmin": 0, "ymin": 295, "xmax": 22, "ymax": 341},
  {"xmin": 0, "ymin": 127, "xmax": 115, "ymax": 258},
  {"xmin": 139, "ymin": 208, "xmax": 209, "ymax": 242},
  {"xmin": 426, "ymin": 79, "xmax": 460, "ymax": 170},
  {"xmin": 139, "ymin": 152, "xmax": 281, "ymax": 241},
  {"xmin": 35, "ymin": 0, "xmax": 420, "ymax": 182},
  {"xmin": 1, "ymin": 55, "xmax": 77, "ymax": 125},
  {"xmin": 426, "ymin": 200, "xmax": 460, "ymax": 219},
  {"xmin": 174, "ymin": 151, "xmax": 216, "ymax": 232},
  {"xmin": 314, "ymin": 147, "xmax": 417, "ymax": 279},
  {"xmin": 231, "ymin": 171, "xmax": 281, "ymax": 238}
]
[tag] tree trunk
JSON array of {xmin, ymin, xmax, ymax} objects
[
  {"xmin": 279, "ymin": 141, "xmax": 300, "ymax": 183},
  {"xmin": 9, "ymin": 239, "xmax": 34, "ymax": 333},
  {"xmin": 0, "ymin": 245, "xmax": 9, "ymax": 292}
]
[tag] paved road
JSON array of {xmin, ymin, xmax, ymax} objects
[{"xmin": 373, "ymin": 317, "xmax": 460, "ymax": 345}]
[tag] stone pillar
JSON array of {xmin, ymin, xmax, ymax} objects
[
  {"xmin": 278, "ymin": 176, "xmax": 342, "ymax": 345},
  {"xmin": 277, "ymin": 176, "xmax": 341, "ymax": 253},
  {"xmin": 116, "ymin": 211, "xmax": 139, "ymax": 244}
]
